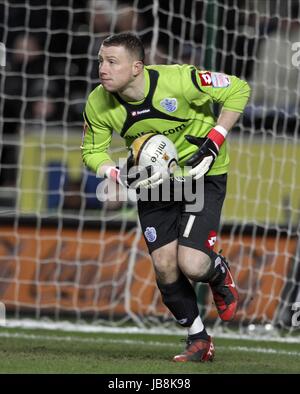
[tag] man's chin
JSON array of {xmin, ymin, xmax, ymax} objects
[{"xmin": 101, "ymin": 82, "xmax": 117, "ymax": 92}]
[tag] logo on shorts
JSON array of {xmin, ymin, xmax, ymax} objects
[
  {"xmin": 144, "ymin": 227, "xmax": 157, "ymax": 242},
  {"xmin": 160, "ymin": 98, "xmax": 177, "ymax": 112},
  {"xmin": 205, "ymin": 230, "xmax": 217, "ymax": 249}
]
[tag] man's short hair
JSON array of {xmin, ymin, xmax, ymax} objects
[{"xmin": 102, "ymin": 33, "xmax": 145, "ymax": 63}]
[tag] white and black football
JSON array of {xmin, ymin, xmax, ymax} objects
[{"xmin": 128, "ymin": 133, "xmax": 178, "ymax": 179}]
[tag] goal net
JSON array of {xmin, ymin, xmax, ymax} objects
[{"xmin": 0, "ymin": 0, "xmax": 300, "ymax": 337}]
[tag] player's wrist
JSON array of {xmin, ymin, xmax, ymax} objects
[
  {"xmin": 104, "ymin": 166, "xmax": 120, "ymax": 183},
  {"xmin": 207, "ymin": 125, "xmax": 228, "ymax": 149}
]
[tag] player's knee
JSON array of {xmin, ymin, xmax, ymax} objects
[
  {"xmin": 151, "ymin": 243, "xmax": 178, "ymax": 284},
  {"xmin": 153, "ymin": 258, "xmax": 179, "ymax": 283},
  {"xmin": 178, "ymin": 250, "xmax": 211, "ymax": 282}
]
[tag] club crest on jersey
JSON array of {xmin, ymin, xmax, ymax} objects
[
  {"xmin": 144, "ymin": 227, "xmax": 157, "ymax": 243},
  {"xmin": 160, "ymin": 98, "xmax": 177, "ymax": 113}
]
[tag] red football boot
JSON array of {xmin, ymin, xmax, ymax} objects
[
  {"xmin": 173, "ymin": 336, "xmax": 215, "ymax": 362},
  {"xmin": 210, "ymin": 257, "xmax": 239, "ymax": 321}
]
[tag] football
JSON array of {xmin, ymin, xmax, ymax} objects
[{"xmin": 128, "ymin": 133, "xmax": 178, "ymax": 180}]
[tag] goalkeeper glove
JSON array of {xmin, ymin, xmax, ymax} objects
[
  {"xmin": 116, "ymin": 152, "xmax": 163, "ymax": 189},
  {"xmin": 105, "ymin": 164, "xmax": 163, "ymax": 189},
  {"xmin": 185, "ymin": 126, "xmax": 227, "ymax": 179},
  {"xmin": 104, "ymin": 166, "xmax": 122, "ymax": 184},
  {"xmin": 124, "ymin": 165, "xmax": 163, "ymax": 189}
]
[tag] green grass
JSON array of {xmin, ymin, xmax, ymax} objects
[{"xmin": 0, "ymin": 327, "xmax": 299, "ymax": 374}]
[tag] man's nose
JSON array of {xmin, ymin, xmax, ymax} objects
[{"xmin": 99, "ymin": 62, "xmax": 108, "ymax": 75}]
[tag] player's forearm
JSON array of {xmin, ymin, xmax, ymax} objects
[
  {"xmin": 81, "ymin": 150, "xmax": 114, "ymax": 175},
  {"xmin": 216, "ymin": 109, "xmax": 241, "ymax": 132},
  {"xmin": 97, "ymin": 162, "xmax": 116, "ymax": 177},
  {"xmin": 204, "ymin": 109, "xmax": 240, "ymax": 151}
]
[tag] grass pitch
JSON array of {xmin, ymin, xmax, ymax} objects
[{"xmin": 0, "ymin": 327, "xmax": 299, "ymax": 374}]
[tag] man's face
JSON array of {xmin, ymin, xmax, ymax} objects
[{"xmin": 98, "ymin": 45, "xmax": 138, "ymax": 92}]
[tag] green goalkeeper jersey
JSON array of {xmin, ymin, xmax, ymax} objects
[{"xmin": 82, "ymin": 64, "xmax": 250, "ymax": 175}]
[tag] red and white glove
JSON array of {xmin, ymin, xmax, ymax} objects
[
  {"xmin": 185, "ymin": 125, "xmax": 227, "ymax": 179},
  {"xmin": 104, "ymin": 165, "xmax": 163, "ymax": 189},
  {"xmin": 104, "ymin": 166, "xmax": 122, "ymax": 184}
]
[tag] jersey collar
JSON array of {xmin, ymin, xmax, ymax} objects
[{"xmin": 127, "ymin": 67, "xmax": 150, "ymax": 105}]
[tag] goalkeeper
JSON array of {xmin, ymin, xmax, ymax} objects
[{"xmin": 81, "ymin": 33, "xmax": 251, "ymax": 362}]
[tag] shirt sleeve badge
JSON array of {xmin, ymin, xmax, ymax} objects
[
  {"xmin": 211, "ymin": 73, "xmax": 230, "ymax": 88},
  {"xmin": 198, "ymin": 71, "xmax": 212, "ymax": 86}
]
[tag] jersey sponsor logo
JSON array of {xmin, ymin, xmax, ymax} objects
[
  {"xmin": 198, "ymin": 71, "xmax": 212, "ymax": 86},
  {"xmin": 144, "ymin": 227, "xmax": 157, "ymax": 243},
  {"xmin": 211, "ymin": 72, "xmax": 230, "ymax": 88},
  {"xmin": 131, "ymin": 109, "xmax": 151, "ymax": 117},
  {"xmin": 160, "ymin": 98, "xmax": 178, "ymax": 112},
  {"xmin": 134, "ymin": 123, "xmax": 186, "ymax": 138},
  {"xmin": 161, "ymin": 123, "xmax": 186, "ymax": 136},
  {"xmin": 205, "ymin": 230, "xmax": 217, "ymax": 249}
]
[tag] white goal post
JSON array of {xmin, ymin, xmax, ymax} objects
[{"xmin": 0, "ymin": 0, "xmax": 300, "ymax": 337}]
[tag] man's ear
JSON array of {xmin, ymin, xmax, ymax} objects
[{"xmin": 133, "ymin": 60, "xmax": 144, "ymax": 77}]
